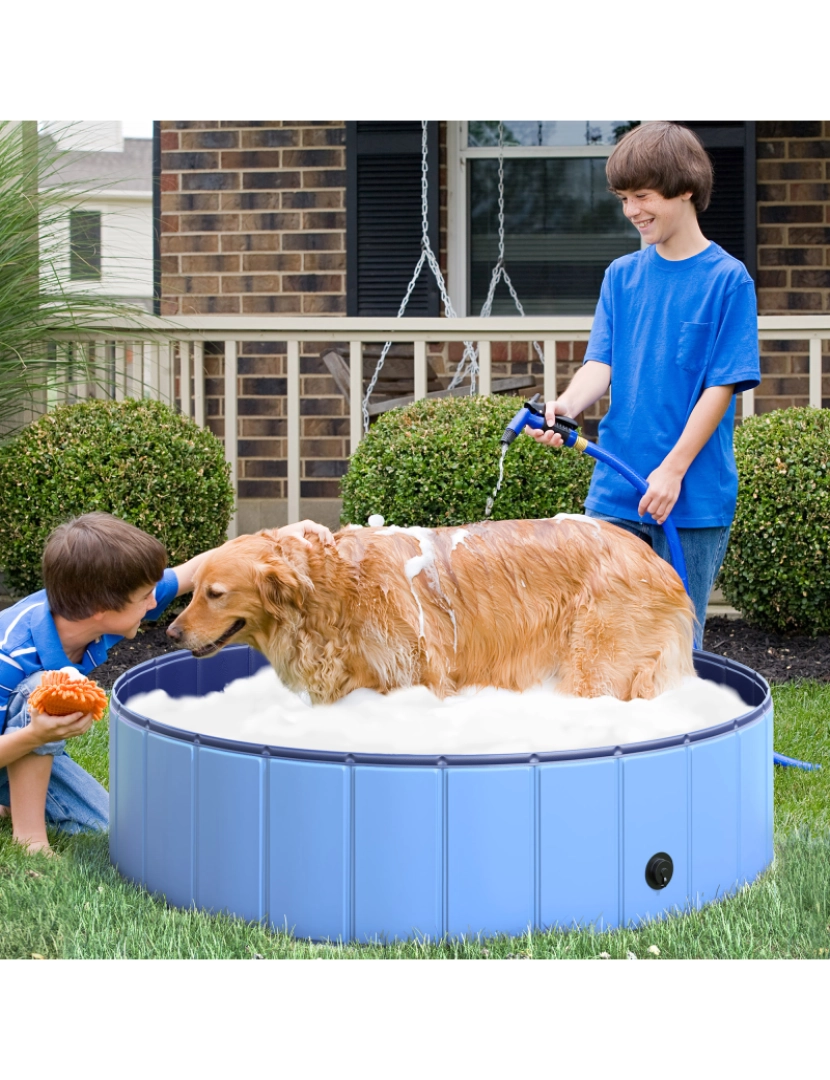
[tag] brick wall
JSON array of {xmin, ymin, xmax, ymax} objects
[
  {"xmin": 756, "ymin": 121, "xmax": 830, "ymax": 410},
  {"xmin": 160, "ymin": 122, "xmax": 350, "ymax": 529},
  {"xmin": 160, "ymin": 121, "xmax": 346, "ymax": 315}
]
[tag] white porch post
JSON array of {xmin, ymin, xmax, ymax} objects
[
  {"xmin": 809, "ymin": 336, "xmax": 822, "ymax": 409},
  {"xmin": 349, "ymin": 340, "xmax": 363, "ymax": 453},
  {"xmin": 179, "ymin": 340, "xmax": 191, "ymax": 417},
  {"xmin": 113, "ymin": 343, "xmax": 126, "ymax": 402},
  {"xmin": 159, "ymin": 341, "xmax": 173, "ymax": 405},
  {"xmin": 477, "ymin": 339, "xmax": 491, "ymax": 395},
  {"xmin": 287, "ymin": 339, "xmax": 301, "ymax": 525},
  {"xmin": 127, "ymin": 341, "xmax": 143, "ymax": 400},
  {"xmin": 146, "ymin": 342, "xmax": 160, "ymax": 399},
  {"xmin": 414, "ymin": 340, "xmax": 428, "ymax": 400},
  {"xmin": 543, "ymin": 339, "xmax": 557, "ymax": 404},
  {"xmin": 193, "ymin": 341, "xmax": 205, "ymax": 426},
  {"xmin": 224, "ymin": 340, "xmax": 238, "ymax": 539}
]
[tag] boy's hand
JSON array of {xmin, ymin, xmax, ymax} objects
[
  {"xmin": 526, "ymin": 361, "xmax": 611, "ymax": 447},
  {"xmin": 278, "ymin": 519, "xmax": 335, "ymax": 546},
  {"xmin": 639, "ymin": 462, "xmax": 685, "ymax": 525},
  {"xmin": 28, "ymin": 706, "xmax": 94, "ymax": 744},
  {"xmin": 525, "ymin": 399, "xmax": 568, "ymax": 448}
]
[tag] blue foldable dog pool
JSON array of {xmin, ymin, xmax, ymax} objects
[{"xmin": 109, "ymin": 645, "xmax": 773, "ymax": 942}]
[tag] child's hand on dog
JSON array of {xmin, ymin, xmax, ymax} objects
[{"xmin": 278, "ymin": 520, "xmax": 336, "ymax": 547}]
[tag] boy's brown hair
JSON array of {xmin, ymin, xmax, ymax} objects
[
  {"xmin": 42, "ymin": 512, "xmax": 167, "ymax": 620},
  {"xmin": 606, "ymin": 122, "xmax": 714, "ymax": 212}
]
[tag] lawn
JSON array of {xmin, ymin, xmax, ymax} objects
[{"xmin": 1, "ymin": 682, "xmax": 828, "ymax": 960}]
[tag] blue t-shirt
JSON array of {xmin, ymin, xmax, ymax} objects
[
  {"xmin": 583, "ymin": 242, "xmax": 761, "ymax": 528},
  {"xmin": 0, "ymin": 567, "xmax": 179, "ymax": 730}
]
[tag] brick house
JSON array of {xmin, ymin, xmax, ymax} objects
[{"xmin": 156, "ymin": 121, "xmax": 830, "ymax": 530}]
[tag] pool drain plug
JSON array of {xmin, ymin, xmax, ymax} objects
[{"xmin": 645, "ymin": 853, "xmax": 673, "ymax": 890}]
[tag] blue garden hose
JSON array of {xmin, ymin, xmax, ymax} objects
[
  {"xmin": 501, "ymin": 396, "xmax": 820, "ymax": 772},
  {"xmin": 771, "ymin": 752, "xmax": 821, "ymax": 771},
  {"xmin": 501, "ymin": 397, "xmax": 690, "ymax": 590}
]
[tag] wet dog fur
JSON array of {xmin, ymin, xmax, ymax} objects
[{"xmin": 166, "ymin": 517, "xmax": 696, "ymax": 705}]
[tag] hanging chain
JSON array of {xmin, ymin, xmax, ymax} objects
[
  {"xmin": 362, "ymin": 120, "xmax": 549, "ymax": 429},
  {"xmin": 361, "ymin": 249, "xmax": 427, "ymax": 433},
  {"xmin": 473, "ymin": 121, "xmax": 545, "ymax": 367},
  {"xmin": 362, "ymin": 122, "xmax": 479, "ymax": 431}
]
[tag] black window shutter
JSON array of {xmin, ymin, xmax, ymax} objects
[
  {"xmin": 346, "ymin": 122, "xmax": 440, "ymax": 316},
  {"xmin": 679, "ymin": 122, "xmax": 756, "ymax": 279}
]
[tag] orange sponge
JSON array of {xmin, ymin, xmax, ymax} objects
[{"xmin": 28, "ymin": 671, "xmax": 109, "ymax": 722}]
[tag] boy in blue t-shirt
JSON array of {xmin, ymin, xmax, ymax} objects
[
  {"xmin": 529, "ymin": 121, "xmax": 760, "ymax": 645},
  {"xmin": 0, "ymin": 512, "xmax": 332, "ymax": 854}
]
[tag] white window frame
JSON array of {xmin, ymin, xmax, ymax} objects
[{"xmin": 447, "ymin": 121, "xmax": 630, "ymax": 317}]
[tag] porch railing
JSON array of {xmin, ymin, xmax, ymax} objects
[{"xmin": 56, "ymin": 314, "xmax": 830, "ymax": 537}]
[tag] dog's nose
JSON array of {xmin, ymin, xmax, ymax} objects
[{"xmin": 166, "ymin": 622, "xmax": 182, "ymax": 642}]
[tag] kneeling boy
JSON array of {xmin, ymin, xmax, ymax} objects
[{"xmin": 0, "ymin": 512, "xmax": 331, "ymax": 854}]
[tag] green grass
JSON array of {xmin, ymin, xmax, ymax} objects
[
  {"xmin": 2, "ymin": 682, "xmax": 829, "ymax": 960},
  {"xmin": 767, "ymin": 682, "xmax": 830, "ymax": 832}
]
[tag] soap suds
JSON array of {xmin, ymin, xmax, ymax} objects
[{"xmin": 129, "ymin": 670, "xmax": 747, "ymax": 757}]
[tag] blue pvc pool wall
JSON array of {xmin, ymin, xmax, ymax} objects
[{"xmin": 110, "ymin": 646, "xmax": 773, "ymax": 943}]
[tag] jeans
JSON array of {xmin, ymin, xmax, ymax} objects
[
  {"xmin": 0, "ymin": 675, "xmax": 109, "ymax": 835},
  {"xmin": 584, "ymin": 510, "xmax": 731, "ymax": 649}
]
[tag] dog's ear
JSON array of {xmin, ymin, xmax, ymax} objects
[{"xmin": 255, "ymin": 556, "xmax": 313, "ymax": 616}]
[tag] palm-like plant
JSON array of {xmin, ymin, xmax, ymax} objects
[{"xmin": 0, "ymin": 120, "xmax": 140, "ymax": 437}]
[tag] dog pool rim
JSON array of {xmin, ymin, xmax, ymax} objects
[{"xmin": 111, "ymin": 646, "xmax": 771, "ymax": 768}]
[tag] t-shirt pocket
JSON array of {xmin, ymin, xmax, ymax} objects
[{"xmin": 676, "ymin": 321, "xmax": 714, "ymax": 374}]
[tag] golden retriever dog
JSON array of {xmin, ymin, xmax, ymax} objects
[{"xmin": 166, "ymin": 517, "xmax": 695, "ymax": 704}]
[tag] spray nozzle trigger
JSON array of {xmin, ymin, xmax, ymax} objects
[{"xmin": 500, "ymin": 394, "xmax": 580, "ymax": 446}]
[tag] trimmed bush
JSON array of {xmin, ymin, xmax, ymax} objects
[
  {"xmin": 719, "ymin": 407, "xmax": 830, "ymax": 635},
  {"xmin": 0, "ymin": 398, "xmax": 235, "ymax": 596},
  {"xmin": 341, "ymin": 395, "xmax": 594, "ymax": 528}
]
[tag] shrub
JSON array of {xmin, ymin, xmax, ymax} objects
[
  {"xmin": 719, "ymin": 407, "xmax": 830, "ymax": 635},
  {"xmin": 341, "ymin": 395, "xmax": 594, "ymax": 528},
  {"xmin": 0, "ymin": 398, "xmax": 235, "ymax": 596}
]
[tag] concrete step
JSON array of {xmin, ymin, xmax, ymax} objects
[{"xmin": 706, "ymin": 586, "xmax": 740, "ymax": 620}]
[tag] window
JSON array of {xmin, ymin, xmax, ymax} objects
[
  {"xmin": 460, "ymin": 122, "xmax": 640, "ymax": 316},
  {"xmin": 69, "ymin": 209, "xmax": 102, "ymax": 280},
  {"xmin": 467, "ymin": 121, "xmax": 636, "ymax": 149},
  {"xmin": 448, "ymin": 121, "xmax": 755, "ymax": 316}
]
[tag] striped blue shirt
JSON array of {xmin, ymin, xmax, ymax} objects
[{"xmin": 0, "ymin": 568, "xmax": 179, "ymax": 729}]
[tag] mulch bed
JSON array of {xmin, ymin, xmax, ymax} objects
[
  {"xmin": 702, "ymin": 616, "xmax": 829, "ymax": 684},
  {"xmin": 91, "ymin": 613, "xmax": 830, "ymax": 690},
  {"xmin": 93, "ymin": 618, "xmax": 182, "ymax": 689}
]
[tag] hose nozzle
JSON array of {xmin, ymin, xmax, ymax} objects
[{"xmin": 500, "ymin": 395, "xmax": 580, "ymax": 447}]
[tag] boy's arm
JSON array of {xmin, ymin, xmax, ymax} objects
[
  {"xmin": 170, "ymin": 519, "xmax": 336, "ymax": 598},
  {"xmin": 171, "ymin": 548, "xmax": 214, "ymax": 598},
  {"xmin": 530, "ymin": 267, "xmax": 613, "ymax": 447},
  {"xmin": 526, "ymin": 361, "xmax": 612, "ymax": 447},
  {"xmin": 638, "ymin": 384, "xmax": 735, "ymax": 524},
  {"xmin": 0, "ymin": 724, "xmax": 42, "ymax": 769},
  {"xmin": 0, "ymin": 707, "xmax": 94, "ymax": 769}
]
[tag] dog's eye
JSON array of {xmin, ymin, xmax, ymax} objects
[{"xmin": 205, "ymin": 586, "xmax": 227, "ymax": 600}]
